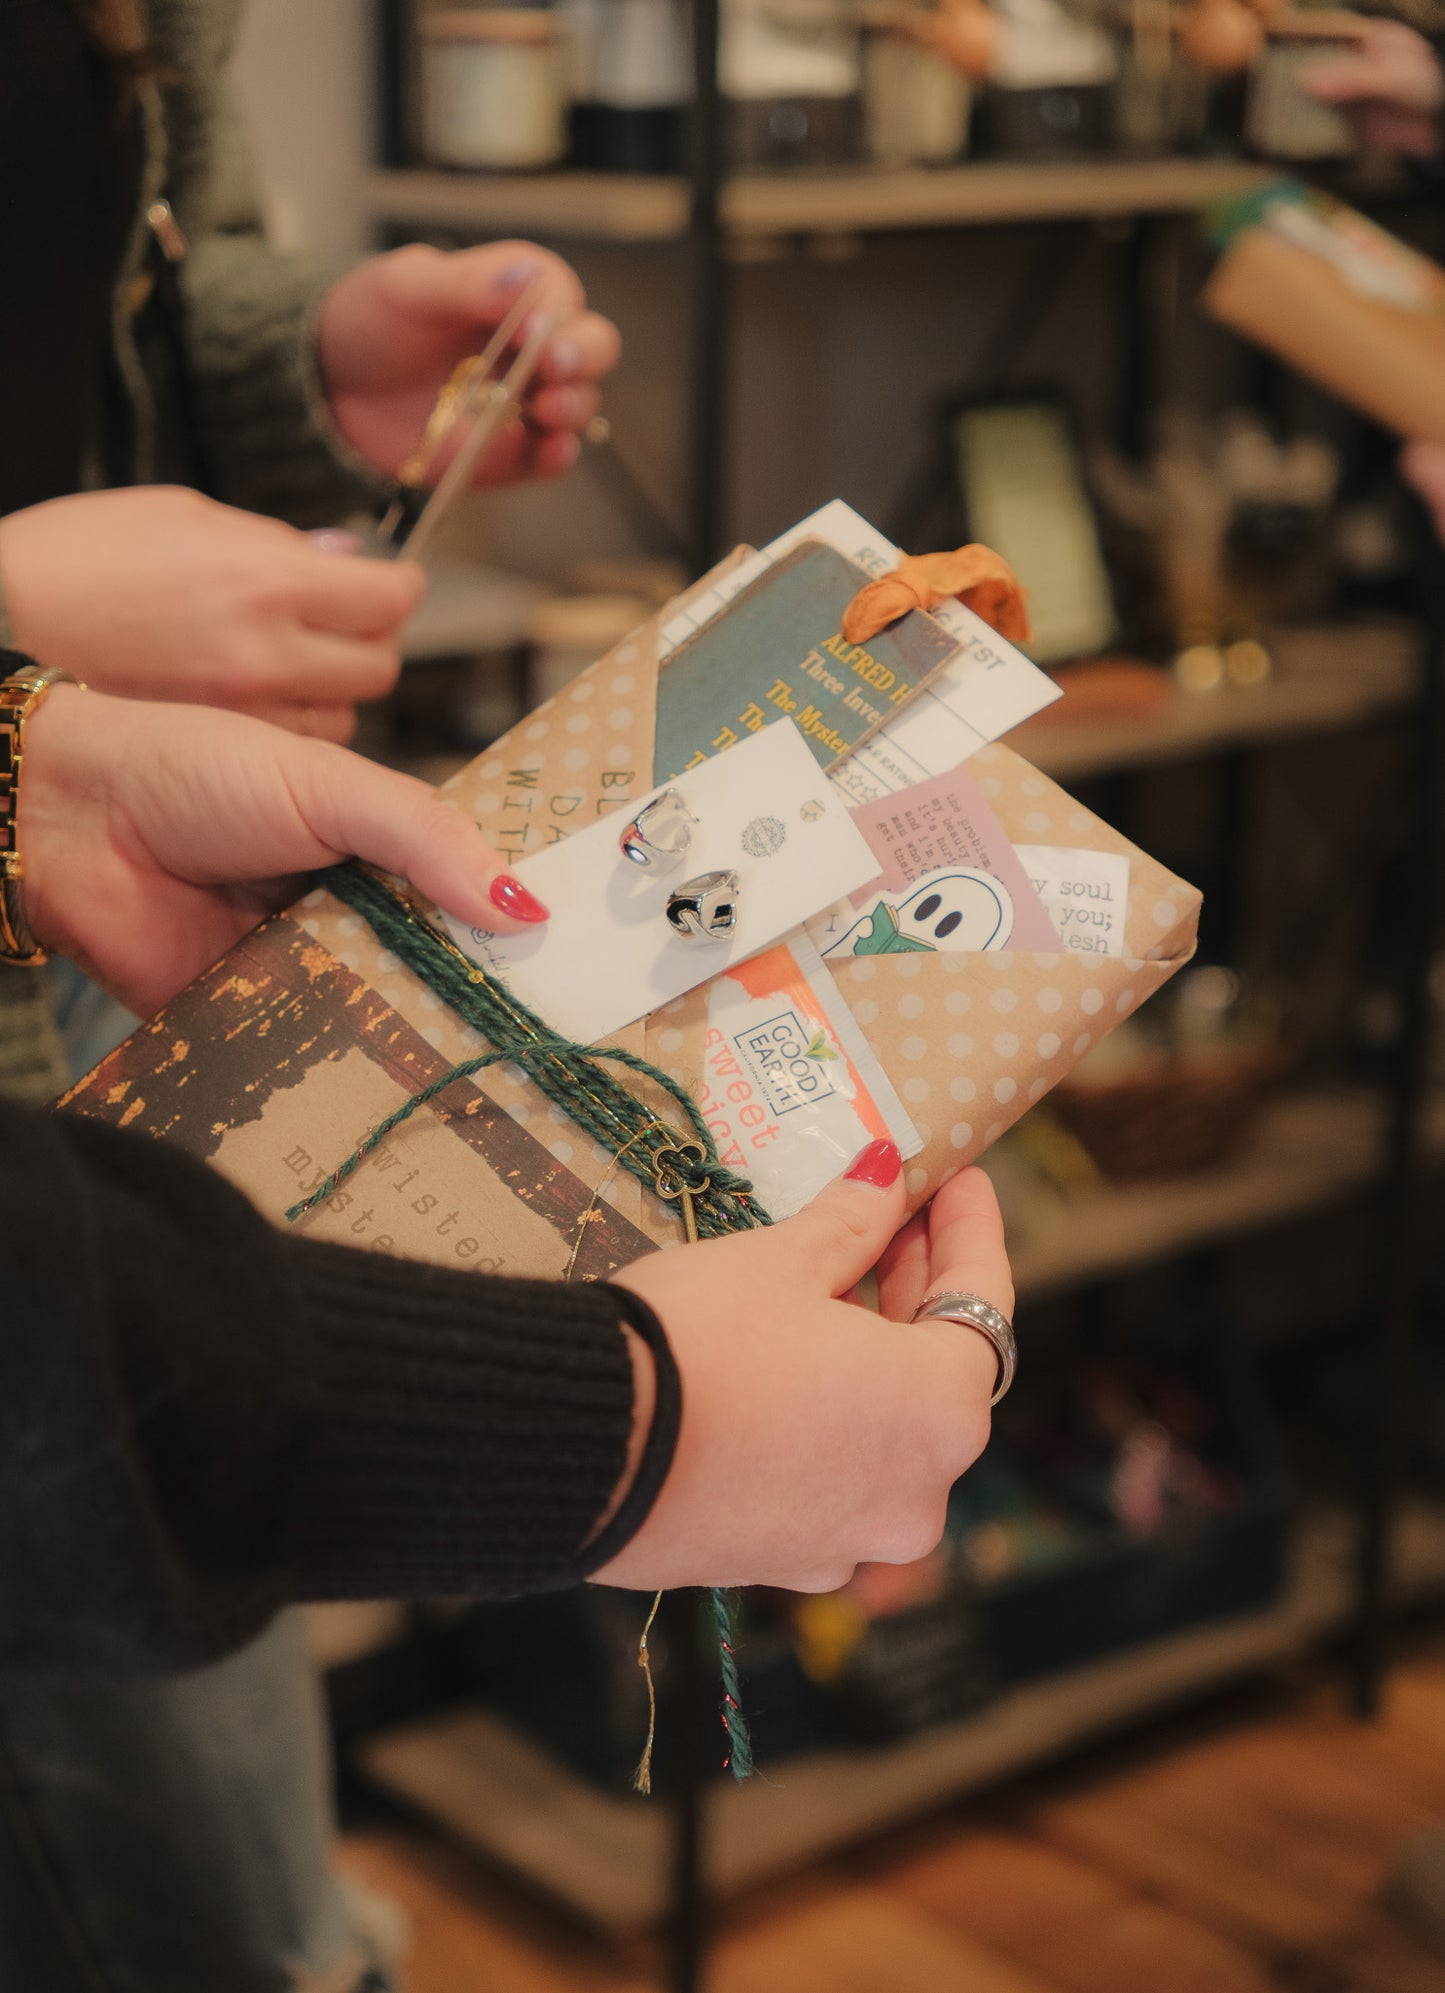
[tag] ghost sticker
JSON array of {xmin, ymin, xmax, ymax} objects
[{"xmin": 826, "ymin": 867, "xmax": 1015, "ymax": 958}]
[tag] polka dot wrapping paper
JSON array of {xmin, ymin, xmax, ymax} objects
[
  {"xmin": 302, "ymin": 544, "xmax": 1196, "ymax": 1239},
  {"xmin": 61, "ymin": 549, "xmax": 1199, "ymax": 1272}
]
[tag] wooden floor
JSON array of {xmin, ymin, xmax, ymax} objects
[{"xmin": 338, "ymin": 1638, "xmax": 1445, "ymax": 1993}]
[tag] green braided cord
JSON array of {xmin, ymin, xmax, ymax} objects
[
  {"xmin": 711, "ymin": 1588, "xmax": 753, "ymax": 1779},
  {"xmin": 285, "ymin": 1045, "xmax": 514, "ymax": 1220},
  {"xmin": 291, "ymin": 860, "xmax": 765, "ymax": 1774},
  {"xmin": 294, "ymin": 860, "xmax": 769, "ymax": 1242}
]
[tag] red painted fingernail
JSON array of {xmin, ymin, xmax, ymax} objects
[
  {"xmin": 845, "ymin": 1139, "xmax": 901, "ymax": 1188},
  {"xmin": 489, "ymin": 874, "xmax": 549, "ymax": 923}
]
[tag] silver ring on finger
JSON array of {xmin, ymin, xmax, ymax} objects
[{"xmin": 909, "ymin": 1290, "xmax": 1016, "ymax": 1406}]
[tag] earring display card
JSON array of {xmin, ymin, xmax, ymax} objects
[{"xmin": 439, "ymin": 718, "xmax": 882, "ymax": 1045}]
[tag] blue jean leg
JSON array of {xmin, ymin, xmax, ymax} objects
[{"xmin": 0, "ymin": 1614, "xmax": 396, "ymax": 1993}]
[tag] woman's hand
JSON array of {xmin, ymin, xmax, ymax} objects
[
  {"xmin": 0, "ymin": 488, "xmax": 423, "ymax": 742},
  {"xmin": 596, "ymin": 1147, "xmax": 1011, "ymax": 1594},
  {"xmin": 316, "ymin": 242, "xmax": 621, "ymax": 487},
  {"xmin": 19, "ymin": 686, "xmax": 547, "ymax": 1015},
  {"xmin": 1303, "ymin": 20, "xmax": 1445, "ymax": 158}
]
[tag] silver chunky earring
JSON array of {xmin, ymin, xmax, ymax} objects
[
  {"xmin": 665, "ymin": 870, "xmax": 740, "ymax": 943},
  {"xmin": 619, "ymin": 789, "xmax": 697, "ymax": 873}
]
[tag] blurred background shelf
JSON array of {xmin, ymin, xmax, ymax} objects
[
  {"xmin": 1012, "ymin": 1085, "xmax": 1445, "ymax": 1301},
  {"xmin": 357, "ymin": 1497, "xmax": 1445, "ymax": 1933},
  {"xmin": 1018, "ymin": 623, "xmax": 1422, "ymax": 784},
  {"xmin": 362, "ymin": 157, "xmax": 1276, "ymax": 245}
]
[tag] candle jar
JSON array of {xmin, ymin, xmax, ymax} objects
[
  {"xmin": 863, "ymin": 24, "xmax": 973, "ymax": 168},
  {"xmin": 723, "ymin": 0, "xmax": 864, "ymax": 171},
  {"xmin": 1244, "ymin": 34, "xmax": 1356, "ymax": 162},
  {"xmin": 419, "ymin": 9, "xmax": 568, "ymax": 171}
]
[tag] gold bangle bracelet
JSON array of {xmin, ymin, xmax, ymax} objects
[{"xmin": 0, "ymin": 661, "xmax": 80, "ymax": 967}]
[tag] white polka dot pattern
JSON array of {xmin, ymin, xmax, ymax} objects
[{"xmin": 806, "ymin": 742, "xmax": 1198, "ymax": 1203}]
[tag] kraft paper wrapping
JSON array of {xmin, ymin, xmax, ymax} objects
[{"xmin": 63, "ymin": 552, "xmax": 1199, "ymax": 1274}]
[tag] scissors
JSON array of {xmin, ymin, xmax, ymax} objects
[{"xmin": 367, "ymin": 272, "xmax": 555, "ymax": 564}]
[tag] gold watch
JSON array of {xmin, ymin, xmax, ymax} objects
[{"xmin": 0, "ymin": 661, "xmax": 79, "ymax": 966}]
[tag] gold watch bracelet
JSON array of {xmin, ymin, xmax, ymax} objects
[{"xmin": 0, "ymin": 661, "xmax": 81, "ymax": 966}]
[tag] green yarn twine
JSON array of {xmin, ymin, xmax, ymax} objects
[
  {"xmin": 286, "ymin": 859, "xmax": 765, "ymax": 1777},
  {"xmin": 711, "ymin": 1589, "xmax": 753, "ymax": 1779},
  {"xmin": 285, "ymin": 861, "xmax": 768, "ymax": 1242}
]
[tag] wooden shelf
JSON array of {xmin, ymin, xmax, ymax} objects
[
  {"xmin": 1012, "ymin": 1084, "xmax": 1444, "ymax": 1302},
  {"xmin": 365, "ymin": 168, "xmax": 688, "ymax": 243},
  {"xmin": 364, "ymin": 157, "xmax": 1274, "ymax": 245},
  {"xmin": 358, "ymin": 1498, "xmax": 1445, "ymax": 1932},
  {"xmin": 725, "ymin": 156, "xmax": 1272, "ymax": 239},
  {"xmin": 1016, "ymin": 622, "xmax": 1420, "ymax": 785}
]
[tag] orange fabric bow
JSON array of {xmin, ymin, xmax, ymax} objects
[{"xmin": 841, "ymin": 546, "xmax": 1032, "ymax": 649}]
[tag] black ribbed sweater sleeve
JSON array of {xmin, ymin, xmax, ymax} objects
[{"xmin": 0, "ymin": 1089, "xmax": 677, "ymax": 1677}]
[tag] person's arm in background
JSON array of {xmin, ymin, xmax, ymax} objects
[
  {"xmin": 1296, "ymin": 26, "xmax": 1445, "ymax": 546},
  {"xmin": 4, "ymin": 680, "xmax": 1007, "ymax": 1674},
  {"xmin": 0, "ymin": 14, "xmax": 620, "ymax": 744},
  {"xmin": 0, "ymin": 234, "xmax": 616, "ymax": 743},
  {"xmin": 1301, "ymin": 17, "xmax": 1445, "ymax": 159},
  {"xmin": 161, "ymin": 33, "xmax": 617, "ymax": 523}
]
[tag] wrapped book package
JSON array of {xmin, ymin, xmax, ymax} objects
[{"xmin": 64, "ymin": 516, "xmax": 1200, "ymax": 1286}]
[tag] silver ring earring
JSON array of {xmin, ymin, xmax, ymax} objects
[
  {"xmin": 665, "ymin": 869, "xmax": 740, "ymax": 943},
  {"xmin": 620, "ymin": 789, "xmax": 696, "ymax": 873}
]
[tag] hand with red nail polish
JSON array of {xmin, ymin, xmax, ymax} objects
[
  {"xmin": 20, "ymin": 688, "xmax": 539, "ymax": 1016},
  {"xmin": 596, "ymin": 1149, "xmax": 1013, "ymax": 1597}
]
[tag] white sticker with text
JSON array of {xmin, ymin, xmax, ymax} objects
[{"xmin": 1012, "ymin": 845, "xmax": 1131, "ymax": 959}]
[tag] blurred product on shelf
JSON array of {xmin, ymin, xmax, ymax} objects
[
  {"xmin": 952, "ymin": 394, "xmax": 1120, "ymax": 664},
  {"xmin": 931, "ymin": 0, "xmax": 1001, "ymax": 78},
  {"xmin": 1176, "ymin": 0, "xmax": 1263, "ymax": 75},
  {"xmin": 1092, "ymin": 411, "xmax": 1341, "ymax": 657},
  {"xmin": 944, "ymin": 1324, "xmax": 1287, "ymax": 1684},
  {"xmin": 982, "ymin": 0, "xmax": 1118, "ymax": 156},
  {"xmin": 417, "ymin": 8, "xmax": 568, "ymax": 169},
  {"xmin": 1245, "ymin": 12, "xmax": 1364, "ymax": 161},
  {"xmin": 861, "ymin": 9, "xmax": 976, "ymax": 167},
  {"xmin": 1051, "ymin": 965, "xmax": 1292, "ymax": 1179},
  {"xmin": 562, "ymin": 0, "xmax": 693, "ymax": 172},
  {"xmin": 1113, "ymin": 0, "xmax": 1214, "ymax": 155},
  {"xmin": 722, "ymin": 0, "xmax": 864, "ymax": 168}
]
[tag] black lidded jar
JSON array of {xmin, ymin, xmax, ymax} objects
[{"xmin": 563, "ymin": 0, "xmax": 692, "ymax": 172}]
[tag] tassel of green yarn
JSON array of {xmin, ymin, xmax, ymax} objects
[
  {"xmin": 289, "ymin": 860, "xmax": 759, "ymax": 1776},
  {"xmin": 711, "ymin": 1589, "xmax": 753, "ymax": 1778}
]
